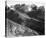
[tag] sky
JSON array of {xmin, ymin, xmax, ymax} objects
[{"xmin": 7, "ymin": 0, "xmax": 45, "ymax": 7}]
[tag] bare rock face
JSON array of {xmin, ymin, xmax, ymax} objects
[{"xmin": 6, "ymin": 19, "xmax": 39, "ymax": 36}]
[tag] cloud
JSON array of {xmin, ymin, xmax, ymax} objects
[{"xmin": 7, "ymin": 0, "xmax": 45, "ymax": 7}]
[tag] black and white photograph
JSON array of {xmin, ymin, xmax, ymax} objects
[{"xmin": 5, "ymin": 0, "xmax": 45, "ymax": 37}]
